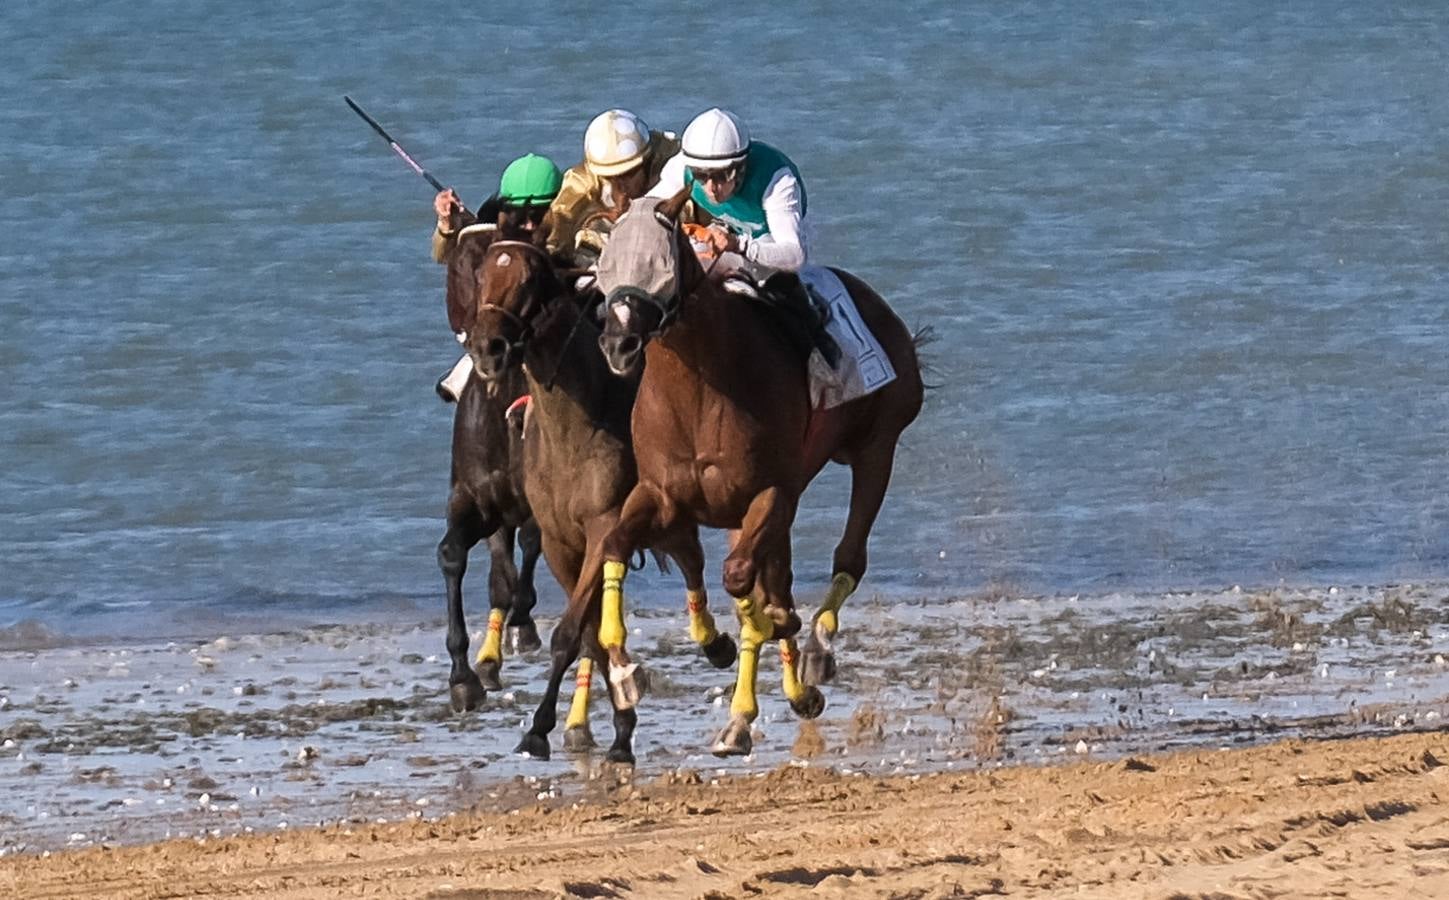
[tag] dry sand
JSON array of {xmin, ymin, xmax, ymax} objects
[{"xmin": 7, "ymin": 728, "xmax": 1449, "ymax": 899}]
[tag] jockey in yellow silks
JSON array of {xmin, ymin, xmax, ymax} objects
[{"xmin": 546, "ymin": 109, "xmax": 681, "ymax": 261}]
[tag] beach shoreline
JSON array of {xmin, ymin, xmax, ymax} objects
[{"xmin": 6, "ymin": 728, "xmax": 1449, "ymax": 899}]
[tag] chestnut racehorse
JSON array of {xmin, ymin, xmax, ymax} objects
[
  {"xmin": 582, "ymin": 190, "xmax": 925, "ymax": 755},
  {"xmin": 457, "ymin": 233, "xmax": 737, "ymax": 763}
]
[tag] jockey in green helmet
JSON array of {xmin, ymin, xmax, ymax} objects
[
  {"xmin": 429, "ymin": 153, "xmax": 563, "ymax": 401},
  {"xmin": 431, "ymin": 152, "xmax": 563, "ymax": 263}
]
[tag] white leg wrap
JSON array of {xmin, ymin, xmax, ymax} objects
[{"xmin": 439, "ymin": 354, "xmax": 474, "ymax": 401}]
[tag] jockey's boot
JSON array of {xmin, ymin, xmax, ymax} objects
[{"xmin": 436, "ymin": 354, "xmax": 473, "ymax": 403}]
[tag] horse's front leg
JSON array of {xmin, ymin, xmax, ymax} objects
[
  {"xmin": 474, "ymin": 528, "xmax": 518, "ymax": 691},
  {"xmin": 439, "ymin": 497, "xmax": 490, "ymax": 712},
  {"xmin": 713, "ymin": 487, "xmax": 801, "ymax": 757},
  {"xmin": 504, "ymin": 519, "xmax": 544, "ymax": 654},
  {"xmin": 801, "ymin": 442, "xmax": 897, "ymax": 686},
  {"xmin": 598, "ymin": 488, "xmax": 665, "ymax": 710}
]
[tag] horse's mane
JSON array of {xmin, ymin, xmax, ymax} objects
[{"xmin": 445, "ymin": 226, "xmax": 498, "ymax": 335}]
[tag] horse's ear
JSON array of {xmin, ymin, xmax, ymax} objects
[{"xmin": 656, "ymin": 186, "xmax": 691, "ymax": 223}]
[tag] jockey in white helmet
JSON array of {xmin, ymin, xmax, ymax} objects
[
  {"xmin": 649, "ymin": 108, "xmax": 836, "ymax": 368},
  {"xmin": 648, "ymin": 107, "xmax": 810, "ymax": 273}
]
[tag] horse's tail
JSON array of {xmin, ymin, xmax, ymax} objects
[{"xmin": 911, "ymin": 324, "xmax": 944, "ymax": 391}]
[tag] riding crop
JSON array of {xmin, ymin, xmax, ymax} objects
[{"xmin": 344, "ymin": 95, "xmax": 472, "ymax": 216}]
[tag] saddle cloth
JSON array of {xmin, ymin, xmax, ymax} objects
[{"xmin": 800, "ymin": 265, "xmax": 896, "ymax": 410}]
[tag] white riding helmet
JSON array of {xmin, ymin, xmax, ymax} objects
[
  {"xmin": 584, "ymin": 109, "xmax": 651, "ymax": 177},
  {"xmin": 680, "ymin": 108, "xmax": 750, "ymax": 170}
]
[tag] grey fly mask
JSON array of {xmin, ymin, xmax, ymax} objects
[{"xmin": 594, "ymin": 197, "xmax": 683, "ymax": 333}]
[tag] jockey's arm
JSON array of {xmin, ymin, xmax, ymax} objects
[
  {"xmin": 644, "ymin": 152, "xmax": 688, "ymax": 199},
  {"xmin": 737, "ymin": 167, "xmax": 807, "ymax": 271},
  {"xmin": 430, "ymin": 195, "xmax": 485, "ymax": 264},
  {"xmin": 544, "ymin": 166, "xmax": 594, "ymax": 256}
]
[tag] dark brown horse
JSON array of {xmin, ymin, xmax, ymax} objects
[
  {"xmin": 437, "ymin": 225, "xmax": 544, "ymax": 713},
  {"xmin": 457, "ymin": 234, "xmax": 737, "ymax": 763},
  {"xmin": 583, "ymin": 190, "xmax": 925, "ymax": 755}
]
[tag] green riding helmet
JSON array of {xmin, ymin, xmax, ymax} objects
[{"xmin": 498, "ymin": 153, "xmax": 563, "ymax": 207}]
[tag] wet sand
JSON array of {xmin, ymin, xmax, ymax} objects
[
  {"xmin": 3, "ymin": 582, "xmax": 1449, "ymax": 896},
  {"xmin": 6, "ymin": 729, "xmax": 1449, "ymax": 898}
]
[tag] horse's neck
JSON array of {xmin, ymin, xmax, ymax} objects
[
  {"xmin": 525, "ymin": 299, "xmax": 632, "ymax": 439},
  {"xmin": 641, "ymin": 280, "xmax": 813, "ymax": 455},
  {"xmin": 662, "ymin": 284, "xmax": 772, "ymax": 383}
]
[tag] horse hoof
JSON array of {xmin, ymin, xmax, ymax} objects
[
  {"xmin": 767, "ymin": 606, "xmax": 802, "ymax": 639},
  {"xmin": 606, "ymin": 746, "xmax": 636, "ymax": 766},
  {"xmin": 608, "ymin": 662, "xmax": 644, "ymax": 710},
  {"xmin": 702, "ymin": 633, "xmax": 737, "ymax": 669},
  {"xmin": 710, "ymin": 716, "xmax": 754, "ymax": 757},
  {"xmin": 449, "ymin": 679, "xmax": 486, "ymax": 713},
  {"xmin": 515, "ymin": 732, "xmax": 551, "ymax": 760},
  {"xmin": 506, "ymin": 623, "xmax": 542, "ymax": 655},
  {"xmin": 563, "ymin": 724, "xmax": 597, "ymax": 753},
  {"xmin": 474, "ymin": 659, "xmax": 504, "ymax": 692},
  {"xmin": 789, "ymin": 686, "xmax": 826, "ymax": 720},
  {"xmin": 799, "ymin": 640, "xmax": 836, "ymax": 687}
]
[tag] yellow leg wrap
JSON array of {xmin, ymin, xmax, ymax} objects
[
  {"xmin": 686, "ymin": 589, "xmax": 719, "ymax": 646},
  {"xmin": 779, "ymin": 638, "xmax": 806, "ymax": 704},
  {"xmin": 598, "ymin": 560, "xmax": 628, "ymax": 650},
  {"xmin": 729, "ymin": 596, "xmax": 773, "ymax": 721},
  {"xmin": 564, "ymin": 657, "xmax": 593, "ymax": 730},
  {"xmin": 813, "ymin": 573, "xmax": 858, "ymax": 637},
  {"xmin": 475, "ymin": 608, "xmax": 506, "ymax": 666}
]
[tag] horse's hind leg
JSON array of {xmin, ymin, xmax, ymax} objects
[
  {"xmin": 516, "ymin": 573, "xmax": 594, "ymax": 761},
  {"xmin": 561, "ymin": 649, "xmax": 598, "ymax": 753},
  {"xmin": 656, "ymin": 526, "xmax": 736, "ymax": 669},
  {"xmin": 505, "ymin": 520, "xmax": 544, "ymax": 654},
  {"xmin": 545, "ymin": 540, "xmax": 599, "ymax": 753},
  {"xmin": 586, "ymin": 626, "xmax": 638, "ymax": 765},
  {"xmin": 558, "ymin": 626, "xmax": 636, "ymax": 764},
  {"xmin": 801, "ymin": 440, "xmax": 899, "ymax": 687},
  {"xmin": 767, "ymin": 553, "xmax": 825, "ymax": 722},
  {"xmin": 474, "ymin": 528, "xmax": 518, "ymax": 691},
  {"xmin": 440, "ymin": 498, "xmax": 489, "ymax": 712}
]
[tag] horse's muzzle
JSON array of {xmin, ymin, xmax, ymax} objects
[
  {"xmin": 598, "ymin": 332, "xmax": 643, "ymax": 377},
  {"xmin": 470, "ymin": 336, "xmax": 518, "ymax": 381}
]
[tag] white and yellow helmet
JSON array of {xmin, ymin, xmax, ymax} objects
[
  {"xmin": 584, "ymin": 109, "xmax": 651, "ymax": 177},
  {"xmin": 680, "ymin": 108, "xmax": 750, "ymax": 170}
]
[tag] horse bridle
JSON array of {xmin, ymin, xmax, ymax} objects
[
  {"xmin": 475, "ymin": 239, "xmax": 596, "ymax": 391},
  {"xmin": 477, "ymin": 239, "xmax": 552, "ymax": 356},
  {"xmin": 601, "ymin": 209, "xmax": 709, "ymax": 339}
]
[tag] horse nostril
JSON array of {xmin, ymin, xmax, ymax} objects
[
  {"xmin": 618, "ymin": 335, "xmax": 642, "ymax": 358},
  {"xmin": 486, "ymin": 337, "xmax": 510, "ymax": 360}
]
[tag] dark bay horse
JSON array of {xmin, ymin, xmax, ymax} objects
[
  {"xmin": 586, "ymin": 191, "xmax": 924, "ymax": 755},
  {"xmin": 438, "ymin": 225, "xmax": 544, "ymax": 713},
  {"xmin": 456, "ymin": 235, "xmax": 737, "ymax": 763}
]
